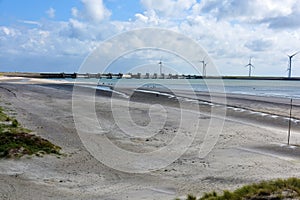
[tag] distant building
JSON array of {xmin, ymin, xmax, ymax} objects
[
  {"xmin": 122, "ymin": 74, "xmax": 132, "ymax": 79},
  {"xmin": 96, "ymin": 73, "xmax": 102, "ymax": 79},
  {"xmin": 145, "ymin": 73, "xmax": 150, "ymax": 79},
  {"xmin": 131, "ymin": 73, "xmax": 141, "ymax": 79},
  {"xmin": 171, "ymin": 74, "xmax": 179, "ymax": 79},
  {"xmin": 159, "ymin": 73, "xmax": 165, "ymax": 79}
]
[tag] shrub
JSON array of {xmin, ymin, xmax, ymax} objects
[{"xmin": 12, "ymin": 119, "xmax": 19, "ymax": 127}]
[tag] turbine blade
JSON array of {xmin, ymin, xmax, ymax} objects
[
  {"xmin": 292, "ymin": 51, "xmax": 299, "ymax": 57},
  {"xmin": 289, "ymin": 51, "xmax": 299, "ymax": 58}
]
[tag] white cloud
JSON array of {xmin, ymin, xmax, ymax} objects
[
  {"xmin": 134, "ymin": 10, "xmax": 163, "ymax": 25},
  {"xmin": 175, "ymin": 12, "xmax": 300, "ymax": 75},
  {"xmin": 20, "ymin": 20, "xmax": 41, "ymax": 26},
  {"xmin": 81, "ymin": 0, "xmax": 111, "ymax": 22},
  {"xmin": 46, "ymin": 7, "xmax": 56, "ymax": 18},
  {"xmin": 0, "ymin": 27, "xmax": 18, "ymax": 37},
  {"xmin": 71, "ymin": 7, "xmax": 79, "ymax": 18},
  {"xmin": 135, "ymin": 13, "xmax": 148, "ymax": 23},
  {"xmin": 244, "ymin": 39, "xmax": 273, "ymax": 52},
  {"xmin": 198, "ymin": 0, "xmax": 299, "ymax": 28},
  {"xmin": 1, "ymin": 0, "xmax": 300, "ymax": 76},
  {"xmin": 140, "ymin": 0, "xmax": 196, "ymax": 19}
]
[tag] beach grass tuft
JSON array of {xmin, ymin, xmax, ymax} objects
[
  {"xmin": 0, "ymin": 105, "xmax": 61, "ymax": 158},
  {"xmin": 177, "ymin": 178, "xmax": 300, "ymax": 200}
]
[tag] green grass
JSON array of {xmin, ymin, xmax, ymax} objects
[
  {"xmin": 0, "ymin": 107, "xmax": 10, "ymax": 121},
  {"xmin": 177, "ymin": 178, "xmax": 300, "ymax": 200},
  {"xmin": 0, "ymin": 106, "xmax": 61, "ymax": 158}
]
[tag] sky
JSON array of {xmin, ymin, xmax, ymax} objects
[{"xmin": 1, "ymin": 0, "xmax": 300, "ymax": 76}]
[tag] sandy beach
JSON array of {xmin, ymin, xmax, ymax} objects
[{"xmin": 0, "ymin": 78, "xmax": 300, "ymax": 200}]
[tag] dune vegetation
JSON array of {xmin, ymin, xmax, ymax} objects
[
  {"xmin": 0, "ymin": 106, "xmax": 61, "ymax": 158},
  {"xmin": 177, "ymin": 178, "xmax": 300, "ymax": 200}
]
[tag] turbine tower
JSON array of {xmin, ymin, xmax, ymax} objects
[
  {"xmin": 287, "ymin": 51, "xmax": 299, "ymax": 78},
  {"xmin": 245, "ymin": 57, "xmax": 254, "ymax": 77},
  {"xmin": 158, "ymin": 57, "xmax": 163, "ymax": 75},
  {"xmin": 200, "ymin": 60, "xmax": 207, "ymax": 77}
]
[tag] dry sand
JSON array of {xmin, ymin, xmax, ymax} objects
[{"xmin": 0, "ymin": 78, "xmax": 300, "ymax": 200}]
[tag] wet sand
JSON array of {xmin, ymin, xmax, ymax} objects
[{"xmin": 0, "ymin": 78, "xmax": 300, "ymax": 200}]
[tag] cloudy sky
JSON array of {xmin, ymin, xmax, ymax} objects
[{"xmin": 1, "ymin": 0, "xmax": 300, "ymax": 76}]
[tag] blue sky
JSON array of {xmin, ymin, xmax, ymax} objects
[
  {"xmin": 1, "ymin": 0, "xmax": 300, "ymax": 76},
  {"xmin": 0, "ymin": 0, "xmax": 142, "ymax": 23},
  {"xmin": 0, "ymin": 1, "xmax": 79, "ymax": 24}
]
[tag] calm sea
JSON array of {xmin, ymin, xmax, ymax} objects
[{"xmin": 67, "ymin": 78, "xmax": 300, "ymax": 99}]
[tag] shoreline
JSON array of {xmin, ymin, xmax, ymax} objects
[
  {"xmin": 0, "ymin": 78, "xmax": 300, "ymax": 199},
  {"xmin": 1, "ymin": 78, "xmax": 300, "ymax": 146},
  {"xmin": 3, "ymin": 77, "xmax": 298, "ymax": 130},
  {"xmin": 2, "ymin": 72, "xmax": 300, "ymax": 80},
  {"xmin": 1, "ymin": 78, "xmax": 300, "ymax": 148},
  {"xmin": 2, "ymin": 76, "xmax": 300, "ymax": 100},
  {"xmin": 114, "ymin": 86, "xmax": 300, "ymax": 131}
]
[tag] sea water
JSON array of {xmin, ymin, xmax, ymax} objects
[{"xmin": 65, "ymin": 78, "xmax": 300, "ymax": 99}]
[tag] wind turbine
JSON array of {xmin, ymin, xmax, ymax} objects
[
  {"xmin": 199, "ymin": 59, "xmax": 207, "ymax": 77},
  {"xmin": 245, "ymin": 57, "xmax": 254, "ymax": 77},
  {"xmin": 158, "ymin": 57, "xmax": 163, "ymax": 75},
  {"xmin": 287, "ymin": 51, "xmax": 299, "ymax": 78}
]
